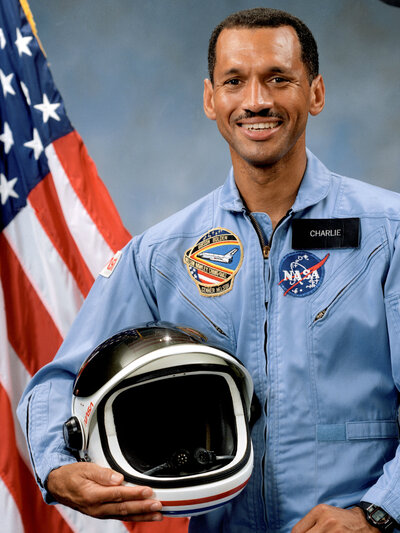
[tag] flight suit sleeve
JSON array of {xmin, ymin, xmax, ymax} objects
[
  {"xmin": 361, "ymin": 225, "xmax": 400, "ymax": 521},
  {"xmin": 16, "ymin": 238, "xmax": 158, "ymax": 503}
]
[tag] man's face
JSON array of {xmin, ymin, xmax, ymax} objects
[{"xmin": 203, "ymin": 26, "xmax": 324, "ymax": 169}]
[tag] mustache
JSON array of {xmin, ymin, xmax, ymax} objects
[{"xmin": 235, "ymin": 109, "xmax": 283, "ymax": 122}]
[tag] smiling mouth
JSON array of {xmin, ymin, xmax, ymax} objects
[{"xmin": 240, "ymin": 121, "xmax": 281, "ymax": 131}]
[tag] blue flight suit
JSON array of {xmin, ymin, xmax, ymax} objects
[{"xmin": 18, "ymin": 150, "xmax": 400, "ymax": 532}]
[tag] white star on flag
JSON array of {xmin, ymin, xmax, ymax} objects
[
  {"xmin": 34, "ymin": 93, "xmax": 61, "ymax": 122},
  {"xmin": 24, "ymin": 128, "xmax": 43, "ymax": 160},
  {"xmin": 0, "ymin": 122, "xmax": 14, "ymax": 154},
  {"xmin": 0, "ymin": 69, "xmax": 16, "ymax": 97},
  {"xmin": 15, "ymin": 27, "xmax": 32, "ymax": 56},
  {"xmin": 0, "ymin": 28, "xmax": 6, "ymax": 49},
  {"xmin": 0, "ymin": 173, "xmax": 19, "ymax": 205},
  {"xmin": 20, "ymin": 80, "xmax": 31, "ymax": 105}
]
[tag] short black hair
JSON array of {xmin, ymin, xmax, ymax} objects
[{"xmin": 208, "ymin": 7, "xmax": 319, "ymax": 84}]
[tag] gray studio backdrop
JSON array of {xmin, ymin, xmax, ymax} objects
[{"xmin": 28, "ymin": 0, "xmax": 400, "ymax": 235}]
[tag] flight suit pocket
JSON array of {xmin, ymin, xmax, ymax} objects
[
  {"xmin": 152, "ymin": 252, "xmax": 236, "ymax": 352},
  {"xmin": 309, "ymin": 227, "xmax": 388, "ymax": 325},
  {"xmin": 306, "ymin": 226, "xmax": 394, "ymax": 423},
  {"xmin": 316, "ymin": 420, "xmax": 399, "ymax": 504},
  {"xmin": 317, "ymin": 420, "xmax": 399, "ymax": 441}
]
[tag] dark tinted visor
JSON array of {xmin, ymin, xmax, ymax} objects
[{"xmin": 107, "ymin": 373, "xmax": 237, "ymax": 477}]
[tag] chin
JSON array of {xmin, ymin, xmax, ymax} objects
[{"xmin": 242, "ymin": 153, "xmax": 282, "ymax": 168}]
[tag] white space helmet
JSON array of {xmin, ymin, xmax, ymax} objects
[{"xmin": 64, "ymin": 323, "xmax": 254, "ymax": 517}]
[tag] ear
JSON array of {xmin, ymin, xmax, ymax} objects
[
  {"xmin": 203, "ymin": 78, "xmax": 216, "ymax": 120},
  {"xmin": 309, "ymin": 74, "xmax": 325, "ymax": 117}
]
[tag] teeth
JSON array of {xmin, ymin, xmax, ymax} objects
[{"xmin": 242, "ymin": 122, "xmax": 279, "ymax": 130}]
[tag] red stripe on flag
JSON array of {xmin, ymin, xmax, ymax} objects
[
  {"xmin": 52, "ymin": 131, "xmax": 131, "ymax": 252},
  {"xmin": 122, "ymin": 517, "xmax": 189, "ymax": 533},
  {"xmin": 29, "ymin": 173, "xmax": 95, "ymax": 298},
  {"xmin": 0, "ymin": 233, "xmax": 63, "ymax": 375},
  {"xmin": 0, "ymin": 383, "xmax": 74, "ymax": 533},
  {"xmin": 198, "ymin": 271, "xmax": 225, "ymax": 283}
]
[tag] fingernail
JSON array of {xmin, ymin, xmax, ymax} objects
[
  {"xmin": 150, "ymin": 502, "xmax": 162, "ymax": 512},
  {"xmin": 110, "ymin": 473, "xmax": 123, "ymax": 483},
  {"xmin": 152, "ymin": 514, "xmax": 163, "ymax": 521},
  {"xmin": 142, "ymin": 487, "xmax": 154, "ymax": 498}
]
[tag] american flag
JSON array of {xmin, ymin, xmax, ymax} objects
[{"xmin": 0, "ymin": 1, "xmax": 188, "ymax": 532}]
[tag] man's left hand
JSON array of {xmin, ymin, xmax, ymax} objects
[{"xmin": 292, "ymin": 504, "xmax": 378, "ymax": 533}]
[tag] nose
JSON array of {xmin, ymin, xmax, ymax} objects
[{"xmin": 242, "ymin": 78, "xmax": 273, "ymax": 113}]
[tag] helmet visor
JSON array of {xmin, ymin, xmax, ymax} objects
[{"xmin": 101, "ymin": 372, "xmax": 237, "ymax": 477}]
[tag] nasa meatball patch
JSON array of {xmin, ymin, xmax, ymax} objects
[
  {"xmin": 278, "ymin": 251, "xmax": 329, "ymax": 297},
  {"xmin": 184, "ymin": 228, "xmax": 243, "ymax": 297}
]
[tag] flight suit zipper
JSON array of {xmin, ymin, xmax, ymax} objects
[
  {"xmin": 246, "ymin": 208, "xmax": 293, "ymax": 530},
  {"xmin": 247, "ymin": 209, "xmax": 293, "ymax": 258},
  {"xmin": 247, "ymin": 207, "xmax": 294, "ymax": 364}
]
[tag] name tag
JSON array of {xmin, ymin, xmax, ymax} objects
[{"xmin": 292, "ymin": 218, "xmax": 360, "ymax": 249}]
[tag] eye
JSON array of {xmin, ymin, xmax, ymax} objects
[
  {"xmin": 224, "ymin": 78, "xmax": 241, "ymax": 86},
  {"xmin": 271, "ymin": 76, "xmax": 287, "ymax": 84}
]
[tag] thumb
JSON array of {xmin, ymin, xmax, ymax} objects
[{"xmin": 85, "ymin": 463, "xmax": 124, "ymax": 486}]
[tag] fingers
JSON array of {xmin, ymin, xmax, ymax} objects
[
  {"xmin": 85, "ymin": 463, "xmax": 125, "ymax": 486},
  {"xmin": 292, "ymin": 506, "xmax": 318, "ymax": 533},
  {"xmin": 291, "ymin": 504, "xmax": 377, "ymax": 533},
  {"xmin": 46, "ymin": 463, "xmax": 163, "ymax": 522},
  {"xmin": 90, "ymin": 497, "xmax": 163, "ymax": 522}
]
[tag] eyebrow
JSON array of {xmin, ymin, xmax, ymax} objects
[
  {"xmin": 221, "ymin": 65, "xmax": 290, "ymax": 77},
  {"xmin": 221, "ymin": 68, "xmax": 242, "ymax": 77},
  {"xmin": 269, "ymin": 66, "xmax": 287, "ymax": 74}
]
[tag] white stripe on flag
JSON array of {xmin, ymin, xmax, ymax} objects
[
  {"xmin": 3, "ymin": 202, "xmax": 84, "ymax": 337},
  {"xmin": 0, "ymin": 476, "xmax": 24, "ymax": 533},
  {"xmin": 0, "ymin": 283, "xmax": 31, "ymax": 464},
  {"xmin": 57, "ymin": 504, "xmax": 133, "ymax": 533},
  {"xmin": 0, "ymin": 351, "xmax": 31, "ymax": 465},
  {"xmin": 46, "ymin": 143, "xmax": 114, "ymax": 277}
]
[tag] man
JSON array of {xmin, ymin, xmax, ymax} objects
[{"xmin": 17, "ymin": 7, "xmax": 400, "ymax": 533}]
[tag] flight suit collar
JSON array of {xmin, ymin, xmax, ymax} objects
[{"xmin": 218, "ymin": 149, "xmax": 331, "ymax": 214}]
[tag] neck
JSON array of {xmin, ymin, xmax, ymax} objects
[{"xmin": 231, "ymin": 147, "xmax": 307, "ymax": 228}]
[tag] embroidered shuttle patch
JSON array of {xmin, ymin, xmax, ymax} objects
[{"xmin": 184, "ymin": 228, "xmax": 243, "ymax": 296}]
